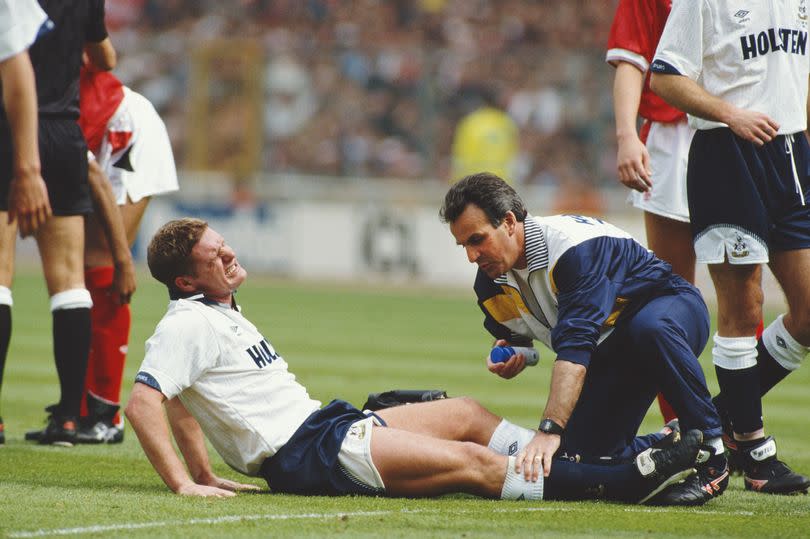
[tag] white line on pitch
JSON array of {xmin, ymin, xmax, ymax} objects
[{"xmin": 6, "ymin": 505, "xmax": 766, "ymax": 538}]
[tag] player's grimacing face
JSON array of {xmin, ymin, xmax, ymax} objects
[
  {"xmin": 186, "ymin": 227, "xmax": 247, "ymax": 302},
  {"xmin": 450, "ymin": 204, "xmax": 517, "ymax": 278}
]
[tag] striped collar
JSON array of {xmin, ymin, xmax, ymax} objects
[
  {"xmin": 494, "ymin": 215, "xmax": 548, "ymax": 283},
  {"xmin": 523, "ymin": 215, "xmax": 549, "ymax": 271},
  {"xmin": 171, "ymin": 291, "xmax": 240, "ymax": 310}
]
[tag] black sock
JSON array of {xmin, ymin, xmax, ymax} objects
[
  {"xmin": 544, "ymin": 459, "xmax": 649, "ymax": 502},
  {"xmin": 53, "ymin": 308, "xmax": 91, "ymax": 418},
  {"xmin": 715, "ymin": 365, "xmax": 762, "ymax": 435},
  {"xmin": 0, "ymin": 304, "xmax": 9, "ymax": 416},
  {"xmin": 756, "ymin": 339, "xmax": 791, "ymax": 396}
]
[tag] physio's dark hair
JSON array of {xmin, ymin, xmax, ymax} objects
[
  {"xmin": 147, "ymin": 218, "xmax": 208, "ymax": 294},
  {"xmin": 440, "ymin": 172, "xmax": 527, "ymax": 227}
]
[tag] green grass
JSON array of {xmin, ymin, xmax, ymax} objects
[{"xmin": 1, "ymin": 269, "xmax": 809, "ymax": 538}]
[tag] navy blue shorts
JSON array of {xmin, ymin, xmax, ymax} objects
[
  {"xmin": 687, "ymin": 128, "xmax": 810, "ymax": 263},
  {"xmin": 0, "ymin": 117, "xmax": 92, "ymax": 216},
  {"xmin": 259, "ymin": 399, "xmax": 386, "ymax": 496}
]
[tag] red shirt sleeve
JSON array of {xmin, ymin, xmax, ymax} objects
[{"xmin": 78, "ymin": 66, "xmax": 125, "ymax": 154}]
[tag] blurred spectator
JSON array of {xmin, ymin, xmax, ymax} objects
[{"xmin": 105, "ymin": 0, "xmax": 618, "ymax": 186}]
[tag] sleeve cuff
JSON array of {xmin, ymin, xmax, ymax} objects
[
  {"xmin": 554, "ymin": 348, "xmax": 592, "ymax": 367},
  {"xmin": 650, "ymin": 59, "xmax": 683, "ymax": 75}
]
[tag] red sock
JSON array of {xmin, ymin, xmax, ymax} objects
[
  {"xmin": 81, "ymin": 266, "xmax": 131, "ymax": 424},
  {"xmin": 657, "ymin": 393, "xmax": 678, "ymax": 424}
]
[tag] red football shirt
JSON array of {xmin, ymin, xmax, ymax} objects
[
  {"xmin": 606, "ymin": 0, "xmax": 685, "ymax": 124},
  {"xmin": 78, "ymin": 66, "xmax": 125, "ymax": 154}
]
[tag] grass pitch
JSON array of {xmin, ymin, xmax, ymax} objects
[{"xmin": 1, "ymin": 268, "xmax": 809, "ymax": 538}]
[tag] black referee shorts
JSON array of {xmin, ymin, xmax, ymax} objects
[{"xmin": 0, "ymin": 117, "xmax": 92, "ymax": 216}]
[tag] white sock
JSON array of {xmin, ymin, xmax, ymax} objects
[
  {"xmin": 762, "ymin": 314, "xmax": 809, "ymax": 371},
  {"xmin": 500, "ymin": 456, "xmax": 544, "ymax": 500},
  {"xmin": 706, "ymin": 437, "xmax": 724, "ymax": 457},
  {"xmin": 488, "ymin": 419, "xmax": 536, "ymax": 456}
]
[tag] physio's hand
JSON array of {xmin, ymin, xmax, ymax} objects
[
  {"xmin": 487, "ymin": 339, "xmax": 527, "ymax": 379},
  {"xmin": 616, "ymin": 133, "xmax": 652, "ymax": 193},
  {"xmin": 176, "ymin": 482, "xmax": 236, "ymax": 497},
  {"xmin": 726, "ymin": 108, "xmax": 779, "ymax": 146},
  {"xmin": 515, "ymin": 431, "xmax": 561, "ymax": 481}
]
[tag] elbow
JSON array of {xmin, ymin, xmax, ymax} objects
[
  {"xmin": 123, "ymin": 399, "xmax": 137, "ymax": 424},
  {"xmin": 124, "ymin": 394, "xmax": 147, "ymax": 426}
]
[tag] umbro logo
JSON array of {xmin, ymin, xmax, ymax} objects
[
  {"xmin": 734, "ymin": 10, "xmax": 750, "ymax": 18},
  {"xmin": 508, "ymin": 441, "xmax": 518, "ymax": 455},
  {"xmin": 776, "ymin": 335, "xmax": 787, "ymax": 349}
]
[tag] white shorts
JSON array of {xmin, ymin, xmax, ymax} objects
[
  {"xmin": 94, "ymin": 87, "xmax": 179, "ymax": 205},
  {"xmin": 337, "ymin": 415, "xmax": 386, "ymax": 491},
  {"xmin": 627, "ymin": 120, "xmax": 694, "ymax": 223}
]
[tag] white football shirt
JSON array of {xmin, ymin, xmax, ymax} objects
[
  {"xmin": 0, "ymin": 0, "xmax": 47, "ymax": 62},
  {"xmin": 653, "ymin": 0, "xmax": 809, "ymax": 132},
  {"xmin": 137, "ymin": 297, "xmax": 321, "ymax": 476}
]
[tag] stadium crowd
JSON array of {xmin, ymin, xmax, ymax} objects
[{"xmin": 102, "ymin": 0, "xmax": 616, "ymax": 188}]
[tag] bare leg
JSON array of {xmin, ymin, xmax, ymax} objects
[
  {"xmin": 0, "ymin": 215, "xmax": 16, "ymax": 415},
  {"xmin": 370, "ymin": 425, "xmax": 507, "ymax": 497},
  {"xmin": 84, "ymin": 196, "xmax": 150, "ymax": 267},
  {"xmin": 375, "ymin": 397, "xmax": 503, "ymax": 445},
  {"xmin": 708, "ymin": 262, "xmax": 763, "ymax": 441},
  {"xmin": 644, "ymin": 212, "xmax": 695, "ymax": 284},
  {"xmin": 36, "ymin": 215, "xmax": 86, "ymax": 294},
  {"xmin": 0, "ymin": 215, "xmax": 16, "ymax": 288},
  {"xmin": 708, "ymin": 263, "xmax": 763, "ymax": 337},
  {"xmin": 35, "ymin": 215, "xmax": 90, "ymax": 421}
]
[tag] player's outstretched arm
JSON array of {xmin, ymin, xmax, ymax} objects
[
  {"xmin": 125, "ymin": 383, "xmax": 235, "ymax": 497},
  {"xmin": 165, "ymin": 397, "xmax": 260, "ymax": 493},
  {"xmin": 650, "ymin": 73, "xmax": 779, "ymax": 146}
]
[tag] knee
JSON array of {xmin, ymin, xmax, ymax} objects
[
  {"xmin": 449, "ymin": 396, "xmax": 491, "ymax": 437},
  {"xmin": 715, "ymin": 285, "xmax": 763, "ymax": 333},
  {"xmin": 453, "ymin": 396, "xmax": 487, "ymax": 416}
]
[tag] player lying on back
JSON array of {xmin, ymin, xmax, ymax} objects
[{"xmin": 126, "ymin": 218, "xmax": 705, "ymax": 504}]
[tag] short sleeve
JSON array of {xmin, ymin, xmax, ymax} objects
[
  {"xmin": 84, "ymin": 0, "xmax": 108, "ymax": 44},
  {"xmin": 137, "ymin": 310, "xmax": 219, "ymax": 399},
  {"xmin": 606, "ymin": 0, "xmax": 658, "ymax": 71},
  {"xmin": 0, "ymin": 0, "xmax": 48, "ymax": 62},
  {"xmin": 651, "ymin": 0, "xmax": 705, "ymax": 80}
]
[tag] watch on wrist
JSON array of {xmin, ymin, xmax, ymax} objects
[{"xmin": 538, "ymin": 418, "xmax": 564, "ymax": 436}]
